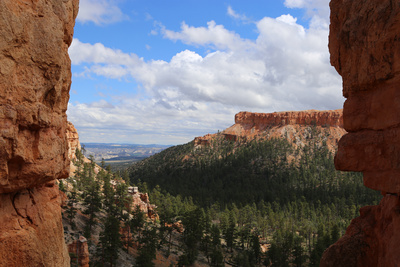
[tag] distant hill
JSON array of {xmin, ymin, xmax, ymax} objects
[
  {"xmin": 82, "ymin": 143, "xmax": 170, "ymax": 161},
  {"xmin": 82, "ymin": 143, "xmax": 171, "ymax": 171}
]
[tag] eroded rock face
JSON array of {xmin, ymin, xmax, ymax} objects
[
  {"xmin": 220, "ymin": 109, "xmax": 345, "ymax": 152},
  {"xmin": 321, "ymin": 0, "xmax": 400, "ymax": 266},
  {"xmin": 67, "ymin": 121, "xmax": 82, "ymax": 175},
  {"xmin": 0, "ymin": 0, "xmax": 78, "ymax": 193},
  {"xmin": 235, "ymin": 109, "xmax": 343, "ymax": 128},
  {"xmin": 0, "ymin": 0, "xmax": 79, "ymax": 266},
  {"xmin": 330, "ymin": 0, "xmax": 400, "ymax": 193},
  {"xmin": 0, "ymin": 181, "xmax": 70, "ymax": 266},
  {"xmin": 67, "ymin": 236, "xmax": 90, "ymax": 267},
  {"xmin": 67, "ymin": 121, "xmax": 81, "ymax": 161},
  {"xmin": 128, "ymin": 189, "xmax": 158, "ymax": 220}
]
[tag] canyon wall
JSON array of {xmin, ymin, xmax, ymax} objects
[
  {"xmin": 67, "ymin": 121, "xmax": 82, "ymax": 176},
  {"xmin": 234, "ymin": 109, "xmax": 343, "ymax": 128},
  {"xmin": 321, "ymin": 0, "xmax": 400, "ymax": 266},
  {"xmin": 67, "ymin": 121, "xmax": 81, "ymax": 162},
  {"xmin": 0, "ymin": 0, "xmax": 79, "ymax": 266}
]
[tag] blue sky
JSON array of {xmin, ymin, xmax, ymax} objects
[{"xmin": 67, "ymin": 0, "xmax": 343, "ymax": 145}]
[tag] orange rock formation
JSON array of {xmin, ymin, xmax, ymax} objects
[
  {"xmin": 66, "ymin": 121, "xmax": 83, "ymax": 176},
  {"xmin": 0, "ymin": 0, "xmax": 79, "ymax": 266},
  {"xmin": 195, "ymin": 109, "xmax": 346, "ymax": 153},
  {"xmin": 321, "ymin": 1, "xmax": 400, "ymax": 266},
  {"xmin": 68, "ymin": 236, "xmax": 90, "ymax": 267},
  {"xmin": 127, "ymin": 186, "xmax": 158, "ymax": 220},
  {"xmin": 234, "ymin": 110, "xmax": 343, "ymax": 128},
  {"xmin": 67, "ymin": 121, "xmax": 81, "ymax": 162}
]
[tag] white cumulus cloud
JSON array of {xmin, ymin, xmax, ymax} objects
[
  {"xmin": 68, "ymin": 3, "xmax": 343, "ymax": 144},
  {"xmin": 227, "ymin": 6, "xmax": 252, "ymax": 23},
  {"xmin": 162, "ymin": 21, "xmax": 254, "ymax": 51},
  {"xmin": 77, "ymin": 0, "xmax": 127, "ymax": 25},
  {"xmin": 284, "ymin": 0, "xmax": 330, "ymax": 28}
]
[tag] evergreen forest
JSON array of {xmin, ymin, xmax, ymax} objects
[
  {"xmin": 62, "ymin": 126, "xmax": 382, "ymax": 266},
  {"xmin": 128, "ymin": 126, "xmax": 381, "ymax": 266}
]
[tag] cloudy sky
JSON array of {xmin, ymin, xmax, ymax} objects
[{"xmin": 67, "ymin": 0, "xmax": 343, "ymax": 145}]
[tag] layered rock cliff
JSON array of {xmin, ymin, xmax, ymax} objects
[
  {"xmin": 66, "ymin": 121, "xmax": 83, "ymax": 176},
  {"xmin": 321, "ymin": 0, "xmax": 400, "ymax": 266},
  {"xmin": 67, "ymin": 121, "xmax": 81, "ymax": 162},
  {"xmin": 234, "ymin": 109, "xmax": 343, "ymax": 128},
  {"xmin": 0, "ymin": 0, "xmax": 78, "ymax": 266},
  {"xmin": 195, "ymin": 109, "xmax": 346, "ymax": 153}
]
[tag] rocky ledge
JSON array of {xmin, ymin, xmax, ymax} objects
[{"xmin": 235, "ymin": 109, "xmax": 343, "ymax": 128}]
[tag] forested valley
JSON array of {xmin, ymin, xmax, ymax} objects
[{"xmin": 62, "ymin": 126, "xmax": 381, "ymax": 266}]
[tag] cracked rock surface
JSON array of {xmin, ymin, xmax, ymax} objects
[
  {"xmin": 0, "ymin": 0, "xmax": 78, "ymax": 265},
  {"xmin": 321, "ymin": 1, "xmax": 400, "ymax": 266}
]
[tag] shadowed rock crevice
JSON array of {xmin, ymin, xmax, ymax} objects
[{"xmin": 7, "ymin": 155, "xmax": 24, "ymax": 180}]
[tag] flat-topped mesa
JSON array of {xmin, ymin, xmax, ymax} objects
[
  {"xmin": 193, "ymin": 109, "xmax": 346, "ymax": 154},
  {"xmin": 227, "ymin": 110, "xmax": 345, "ymax": 152},
  {"xmin": 235, "ymin": 109, "xmax": 343, "ymax": 128}
]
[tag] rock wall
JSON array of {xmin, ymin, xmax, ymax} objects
[
  {"xmin": 67, "ymin": 121, "xmax": 82, "ymax": 176},
  {"xmin": 67, "ymin": 121, "xmax": 81, "ymax": 162},
  {"xmin": 67, "ymin": 236, "xmax": 90, "ymax": 267},
  {"xmin": 0, "ymin": 0, "xmax": 79, "ymax": 266},
  {"xmin": 0, "ymin": 182, "xmax": 70, "ymax": 266},
  {"xmin": 235, "ymin": 109, "xmax": 343, "ymax": 128},
  {"xmin": 321, "ymin": 0, "xmax": 400, "ymax": 266}
]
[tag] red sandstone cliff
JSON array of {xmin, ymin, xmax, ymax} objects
[
  {"xmin": 0, "ymin": 0, "xmax": 79, "ymax": 266},
  {"xmin": 195, "ymin": 109, "xmax": 345, "ymax": 153},
  {"xmin": 320, "ymin": 1, "xmax": 400, "ymax": 266},
  {"xmin": 66, "ymin": 121, "xmax": 85, "ymax": 176},
  {"xmin": 67, "ymin": 121, "xmax": 81, "ymax": 162},
  {"xmin": 234, "ymin": 109, "xmax": 343, "ymax": 128}
]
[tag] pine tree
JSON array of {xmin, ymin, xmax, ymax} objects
[
  {"xmin": 97, "ymin": 212, "xmax": 121, "ymax": 266},
  {"xmin": 82, "ymin": 178, "xmax": 102, "ymax": 239},
  {"xmin": 66, "ymin": 188, "xmax": 78, "ymax": 230},
  {"xmin": 114, "ymin": 181, "xmax": 130, "ymax": 220},
  {"xmin": 131, "ymin": 205, "xmax": 146, "ymax": 241},
  {"xmin": 224, "ymin": 211, "xmax": 236, "ymax": 252},
  {"xmin": 292, "ymin": 235, "xmax": 305, "ymax": 267},
  {"xmin": 209, "ymin": 224, "xmax": 224, "ymax": 267},
  {"xmin": 136, "ymin": 226, "xmax": 157, "ymax": 267},
  {"xmin": 179, "ymin": 208, "xmax": 205, "ymax": 265},
  {"xmin": 249, "ymin": 233, "xmax": 261, "ymax": 265}
]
